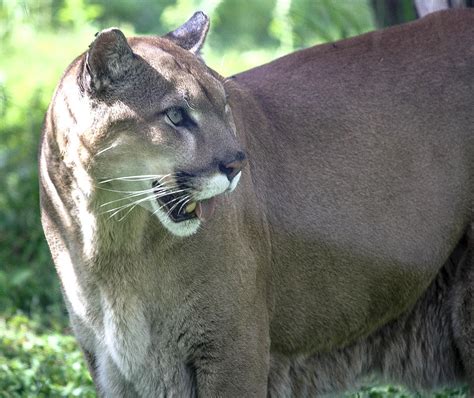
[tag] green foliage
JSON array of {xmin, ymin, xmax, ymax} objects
[
  {"xmin": 371, "ymin": 0, "xmax": 417, "ymax": 28},
  {"xmin": 0, "ymin": 315, "xmax": 94, "ymax": 397},
  {"xmin": 347, "ymin": 383, "xmax": 467, "ymax": 398},
  {"xmin": 57, "ymin": 0, "xmax": 102, "ymax": 28},
  {"xmin": 0, "ymin": 1, "xmax": 96, "ymax": 323},
  {"xmin": 91, "ymin": 0, "xmax": 174, "ymax": 33},
  {"xmin": 289, "ymin": 0, "xmax": 374, "ymax": 46},
  {"xmin": 210, "ymin": 0, "xmax": 279, "ymax": 51}
]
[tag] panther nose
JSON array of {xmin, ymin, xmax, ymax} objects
[{"xmin": 219, "ymin": 151, "xmax": 247, "ymax": 181}]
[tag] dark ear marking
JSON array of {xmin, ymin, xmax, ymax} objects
[
  {"xmin": 83, "ymin": 28, "xmax": 134, "ymax": 94},
  {"xmin": 164, "ymin": 11, "xmax": 210, "ymax": 55}
]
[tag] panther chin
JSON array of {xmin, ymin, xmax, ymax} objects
[{"xmin": 152, "ymin": 205, "xmax": 202, "ymax": 237}]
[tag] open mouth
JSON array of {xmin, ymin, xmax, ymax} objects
[
  {"xmin": 152, "ymin": 180, "xmax": 217, "ymax": 223},
  {"xmin": 152, "ymin": 180, "xmax": 196, "ymax": 222}
]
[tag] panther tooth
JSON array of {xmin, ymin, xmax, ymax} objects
[{"xmin": 185, "ymin": 202, "xmax": 197, "ymax": 213}]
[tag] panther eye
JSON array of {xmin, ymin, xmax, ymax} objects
[{"xmin": 165, "ymin": 107, "xmax": 185, "ymax": 127}]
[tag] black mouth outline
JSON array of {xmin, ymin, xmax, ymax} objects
[{"xmin": 152, "ymin": 177, "xmax": 197, "ymax": 223}]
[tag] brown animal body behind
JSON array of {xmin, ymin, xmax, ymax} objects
[{"xmin": 39, "ymin": 10, "xmax": 473, "ymax": 397}]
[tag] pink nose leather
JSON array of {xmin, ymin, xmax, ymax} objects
[{"xmin": 222, "ymin": 158, "xmax": 246, "ymax": 180}]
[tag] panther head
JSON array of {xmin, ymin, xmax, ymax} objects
[{"xmin": 56, "ymin": 13, "xmax": 246, "ymax": 237}]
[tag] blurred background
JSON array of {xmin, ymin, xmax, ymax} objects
[{"xmin": 0, "ymin": 0, "xmax": 468, "ymax": 396}]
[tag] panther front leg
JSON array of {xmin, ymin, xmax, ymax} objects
[
  {"xmin": 192, "ymin": 302, "xmax": 271, "ymax": 397},
  {"xmin": 69, "ymin": 313, "xmax": 136, "ymax": 397},
  {"xmin": 453, "ymin": 225, "xmax": 474, "ymax": 394},
  {"xmin": 95, "ymin": 352, "xmax": 140, "ymax": 398}
]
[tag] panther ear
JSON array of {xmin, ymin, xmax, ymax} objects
[
  {"xmin": 164, "ymin": 11, "xmax": 210, "ymax": 54},
  {"xmin": 83, "ymin": 28, "xmax": 134, "ymax": 94}
]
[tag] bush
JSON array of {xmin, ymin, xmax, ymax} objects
[{"xmin": 0, "ymin": 315, "xmax": 94, "ymax": 397}]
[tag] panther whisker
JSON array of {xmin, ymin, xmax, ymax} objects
[
  {"xmin": 106, "ymin": 192, "xmax": 171, "ymax": 219},
  {"xmin": 99, "ymin": 185, "xmax": 181, "ymax": 207},
  {"xmin": 96, "ymin": 184, "xmax": 179, "ymax": 195},
  {"xmin": 99, "ymin": 174, "xmax": 174, "ymax": 184},
  {"xmin": 116, "ymin": 203, "xmax": 138, "ymax": 222},
  {"xmin": 152, "ymin": 194, "xmax": 190, "ymax": 217},
  {"xmin": 108, "ymin": 205, "xmax": 136, "ymax": 220},
  {"xmin": 95, "ymin": 144, "xmax": 117, "ymax": 157},
  {"xmin": 100, "ymin": 190, "xmax": 158, "ymax": 207},
  {"xmin": 104, "ymin": 196, "xmax": 155, "ymax": 218},
  {"xmin": 103, "ymin": 188, "xmax": 190, "ymax": 215},
  {"xmin": 177, "ymin": 196, "xmax": 192, "ymax": 215},
  {"xmin": 167, "ymin": 195, "xmax": 191, "ymax": 217}
]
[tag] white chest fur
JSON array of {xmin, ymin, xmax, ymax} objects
[{"xmin": 100, "ymin": 291, "xmax": 151, "ymax": 379}]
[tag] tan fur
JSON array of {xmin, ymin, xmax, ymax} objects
[{"xmin": 40, "ymin": 10, "xmax": 473, "ymax": 397}]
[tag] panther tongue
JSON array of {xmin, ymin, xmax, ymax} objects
[{"xmin": 195, "ymin": 197, "xmax": 217, "ymax": 222}]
